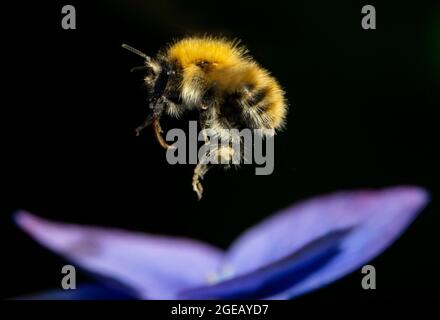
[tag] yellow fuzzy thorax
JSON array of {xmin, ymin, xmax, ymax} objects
[{"xmin": 167, "ymin": 37, "xmax": 248, "ymax": 68}]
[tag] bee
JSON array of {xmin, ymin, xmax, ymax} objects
[{"xmin": 122, "ymin": 36, "xmax": 288, "ymax": 200}]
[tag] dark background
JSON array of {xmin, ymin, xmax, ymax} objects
[{"xmin": 2, "ymin": 0, "xmax": 439, "ymax": 300}]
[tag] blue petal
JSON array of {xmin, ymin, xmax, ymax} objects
[
  {"xmin": 14, "ymin": 212, "xmax": 224, "ymax": 299},
  {"xmin": 178, "ymin": 228, "xmax": 350, "ymax": 299},
  {"xmin": 184, "ymin": 186, "xmax": 428, "ymax": 299},
  {"xmin": 16, "ymin": 283, "xmax": 137, "ymax": 300}
]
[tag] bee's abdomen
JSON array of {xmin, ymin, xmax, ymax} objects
[
  {"xmin": 243, "ymin": 87, "xmax": 267, "ymax": 106},
  {"xmin": 235, "ymin": 81, "xmax": 286, "ymax": 131}
]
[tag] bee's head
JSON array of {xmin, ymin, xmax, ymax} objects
[
  {"xmin": 149, "ymin": 62, "xmax": 178, "ymax": 104},
  {"xmin": 122, "ymin": 44, "xmax": 178, "ymax": 105}
]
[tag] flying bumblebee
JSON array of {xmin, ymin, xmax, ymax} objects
[{"xmin": 122, "ymin": 36, "xmax": 288, "ymax": 200}]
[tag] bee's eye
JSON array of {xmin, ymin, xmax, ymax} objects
[{"xmin": 196, "ymin": 60, "xmax": 209, "ymax": 67}]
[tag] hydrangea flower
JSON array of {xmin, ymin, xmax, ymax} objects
[{"xmin": 14, "ymin": 186, "xmax": 428, "ymax": 300}]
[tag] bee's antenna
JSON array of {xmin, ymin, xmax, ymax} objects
[
  {"xmin": 130, "ymin": 65, "xmax": 148, "ymax": 73},
  {"xmin": 122, "ymin": 44, "xmax": 151, "ymax": 62}
]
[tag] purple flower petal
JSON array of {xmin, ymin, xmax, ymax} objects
[
  {"xmin": 14, "ymin": 186, "xmax": 429, "ymax": 300},
  {"xmin": 14, "ymin": 211, "xmax": 224, "ymax": 299},
  {"xmin": 16, "ymin": 283, "xmax": 137, "ymax": 300},
  {"xmin": 206, "ymin": 186, "xmax": 427, "ymax": 299},
  {"xmin": 179, "ymin": 229, "xmax": 350, "ymax": 299}
]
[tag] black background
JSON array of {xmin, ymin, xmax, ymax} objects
[{"xmin": 2, "ymin": 0, "xmax": 439, "ymax": 301}]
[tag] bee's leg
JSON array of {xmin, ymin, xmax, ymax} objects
[
  {"xmin": 136, "ymin": 97, "xmax": 174, "ymax": 149},
  {"xmin": 152, "ymin": 118, "xmax": 174, "ymax": 149},
  {"xmin": 192, "ymin": 162, "xmax": 211, "ymax": 200},
  {"xmin": 191, "ymin": 110, "xmax": 212, "ymax": 200},
  {"xmin": 192, "ymin": 88, "xmax": 219, "ymax": 200},
  {"xmin": 199, "ymin": 90, "xmax": 219, "ymax": 143},
  {"xmin": 151, "ymin": 96, "xmax": 177, "ymax": 149},
  {"xmin": 136, "ymin": 114, "xmax": 170, "ymax": 150},
  {"xmin": 199, "ymin": 109, "xmax": 213, "ymax": 143},
  {"xmin": 135, "ymin": 112, "xmax": 155, "ymax": 136},
  {"xmin": 192, "ymin": 142, "xmax": 238, "ymax": 199},
  {"xmin": 135, "ymin": 98, "xmax": 163, "ymax": 136}
]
